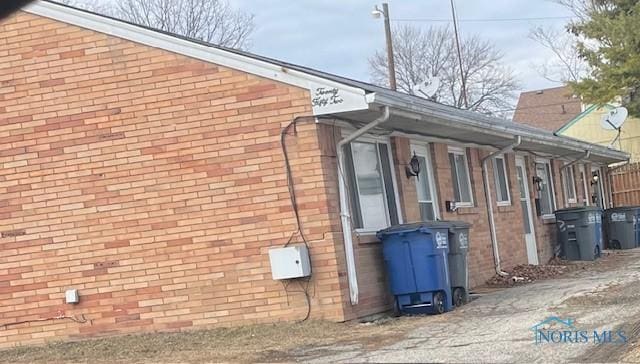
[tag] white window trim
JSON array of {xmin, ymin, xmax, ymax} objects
[
  {"xmin": 579, "ymin": 164, "xmax": 590, "ymax": 206},
  {"xmin": 493, "ymin": 155, "xmax": 511, "ymax": 206},
  {"xmin": 341, "ymin": 132, "xmax": 403, "ymax": 234},
  {"xmin": 411, "ymin": 142, "xmax": 440, "ymax": 220},
  {"xmin": 562, "ymin": 163, "xmax": 577, "ymax": 205},
  {"xmin": 535, "ymin": 158, "xmax": 557, "ymax": 219},
  {"xmin": 448, "ymin": 146, "xmax": 474, "ymax": 207}
]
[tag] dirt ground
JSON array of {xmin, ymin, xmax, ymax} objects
[
  {"xmin": 0, "ymin": 317, "xmax": 424, "ymax": 363},
  {"xmin": 2, "ymin": 249, "xmax": 640, "ymax": 363}
]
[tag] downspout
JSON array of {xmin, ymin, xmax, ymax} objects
[
  {"xmin": 481, "ymin": 136, "xmax": 521, "ymax": 276},
  {"xmin": 337, "ymin": 106, "xmax": 391, "ymax": 305}
]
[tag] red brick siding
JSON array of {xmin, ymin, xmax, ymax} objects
[{"xmin": 0, "ymin": 12, "xmax": 347, "ymax": 347}]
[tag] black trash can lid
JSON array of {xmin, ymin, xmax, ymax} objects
[
  {"xmin": 554, "ymin": 206, "xmax": 602, "ymax": 214},
  {"xmin": 438, "ymin": 220, "xmax": 471, "ymax": 229},
  {"xmin": 605, "ymin": 206, "xmax": 640, "ymax": 213}
]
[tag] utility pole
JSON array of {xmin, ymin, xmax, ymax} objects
[
  {"xmin": 450, "ymin": 0, "xmax": 468, "ymax": 108},
  {"xmin": 373, "ymin": 3, "xmax": 396, "ymax": 91}
]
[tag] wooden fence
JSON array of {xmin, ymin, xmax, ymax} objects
[{"xmin": 611, "ymin": 162, "xmax": 640, "ymax": 206}]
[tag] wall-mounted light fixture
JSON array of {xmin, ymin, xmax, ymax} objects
[
  {"xmin": 591, "ymin": 172, "xmax": 600, "ymax": 185},
  {"xmin": 532, "ymin": 176, "xmax": 543, "ymax": 191},
  {"xmin": 405, "ymin": 153, "xmax": 420, "ymax": 178}
]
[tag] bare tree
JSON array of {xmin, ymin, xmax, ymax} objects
[
  {"xmin": 529, "ymin": 26, "xmax": 589, "ymax": 83},
  {"xmin": 116, "ymin": 0, "xmax": 254, "ymax": 49},
  {"xmin": 369, "ymin": 24, "xmax": 519, "ymax": 115},
  {"xmin": 54, "ymin": 0, "xmax": 111, "ymax": 14},
  {"xmin": 55, "ymin": 0, "xmax": 254, "ymax": 50}
]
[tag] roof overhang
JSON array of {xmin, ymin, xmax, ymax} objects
[
  {"xmin": 326, "ymin": 91, "xmax": 629, "ymax": 166},
  {"xmin": 21, "ymin": 1, "xmax": 629, "ymax": 166}
]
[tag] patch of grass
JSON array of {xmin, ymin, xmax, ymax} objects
[{"xmin": 0, "ymin": 318, "xmax": 408, "ymax": 363}]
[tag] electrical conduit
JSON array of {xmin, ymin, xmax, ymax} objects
[
  {"xmin": 337, "ymin": 106, "xmax": 390, "ymax": 305},
  {"xmin": 481, "ymin": 136, "xmax": 521, "ymax": 276}
]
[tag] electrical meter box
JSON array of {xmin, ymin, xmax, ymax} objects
[{"xmin": 268, "ymin": 244, "xmax": 311, "ymax": 280}]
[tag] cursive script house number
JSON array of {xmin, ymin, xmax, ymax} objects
[{"xmin": 312, "ymin": 87, "xmax": 344, "ymax": 108}]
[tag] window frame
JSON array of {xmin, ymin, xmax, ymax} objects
[
  {"xmin": 492, "ymin": 154, "xmax": 511, "ymax": 206},
  {"xmin": 447, "ymin": 146, "xmax": 474, "ymax": 207},
  {"xmin": 534, "ymin": 158, "xmax": 557, "ymax": 218},
  {"xmin": 343, "ymin": 133, "xmax": 403, "ymax": 233},
  {"xmin": 561, "ymin": 163, "xmax": 577, "ymax": 205},
  {"xmin": 411, "ymin": 142, "xmax": 440, "ymax": 221},
  {"xmin": 579, "ymin": 164, "xmax": 590, "ymax": 206}
]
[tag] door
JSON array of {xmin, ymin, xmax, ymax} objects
[
  {"xmin": 411, "ymin": 143, "xmax": 439, "ymax": 221},
  {"xmin": 516, "ymin": 156, "xmax": 539, "ymax": 265}
]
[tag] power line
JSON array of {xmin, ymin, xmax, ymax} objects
[{"xmin": 391, "ymin": 16, "xmax": 573, "ymax": 23}]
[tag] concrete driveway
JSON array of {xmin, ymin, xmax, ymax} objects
[{"xmin": 290, "ymin": 250, "xmax": 640, "ymax": 363}]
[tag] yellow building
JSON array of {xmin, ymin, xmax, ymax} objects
[{"xmin": 557, "ymin": 104, "xmax": 640, "ymax": 162}]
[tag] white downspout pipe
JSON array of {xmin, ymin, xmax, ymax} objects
[
  {"xmin": 481, "ymin": 136, "xmax": 521, "ymax": 276},
  {"xmin": 337, "ymin": 106, "xmax": 390, "ymax": 305}
]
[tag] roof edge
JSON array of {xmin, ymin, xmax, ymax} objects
[
  {"xmin": 23, "ymin": 1, "xmax": 370, "ymax": 115},
  {"xmin": 556, "ymin": 103, "xmax": 616, "ymax": 134},
  {"xmin": 369, "ymin": 92, "xmax": 629, "ymax": 164}
]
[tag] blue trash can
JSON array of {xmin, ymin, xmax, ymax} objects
[{"xmin": 377, "ymin": 223, "xmax": 453, "ymax": 315}]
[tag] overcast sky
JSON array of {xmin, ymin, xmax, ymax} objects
[{"xmin": 232, "ymin": 0, "xmax": 575, "ymax": 96}]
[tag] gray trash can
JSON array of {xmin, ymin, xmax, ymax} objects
[
  {"xmin": 555, "ymin": 206, "xmax": 603, "ymax": 261},
  {"xmin": 416, "ymin": 220, "xmax": 471, "ymax": 307},
  {"xmin": 447, "ymin": 221, "xmax": 471, "ymax": 307},
  {"xmin": 604, "ymin": 206, "xmax": 640, "ymax": 250}
]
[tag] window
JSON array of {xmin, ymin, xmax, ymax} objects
[
  {"xmin": 535, "ymin": 160, "xmax": 556, "ymax": 216},
  {"xmin": 345, "ymin": 139, "xmax": 399, "ymax": 231},
  {"xmin": 562, "ymin": 164, "xmax": 577, "ymax": 204},
  {"xmin": 412, "ymin": 144, "xmax": 439, "ymax": 221},
  {"xmin": 493, "ymin": 155, "xmax": 511, "ymax": 205},
  {"xmin": 448, "ymin": 147, "xmax": 473, "ymax": 206}
]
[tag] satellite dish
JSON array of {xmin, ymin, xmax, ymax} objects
[
  {"xmin": 411, "ymin": 77, "xmax": 440, "ymax": 99},
  {"xmin": 601, "ymin": 107, "xmax": 628, "ymax": 130}
]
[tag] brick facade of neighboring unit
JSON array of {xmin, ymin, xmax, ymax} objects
[
  {"xmin": 0, "ymin": 8, "xmax": 616, "ymax": 348},
  {"xmin": 513, "ymin": 86, "xmax": 582, "ymax": 132}
]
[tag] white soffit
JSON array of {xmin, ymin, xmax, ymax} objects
[{"xmin": 23, "ymin": 1, "xmax": 369, "ymax": 116}]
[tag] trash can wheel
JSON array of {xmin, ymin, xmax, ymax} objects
[
  {"xmin": 393, "ymin": 298, "xmax": 401, "ymax": 317},
  {"xmin": 452, "ymin": 287, "xmax": 465, "ymax": 307},
  {"xmin": 433, "ymin": 291, "xmax": 446, "ymax": 314}
]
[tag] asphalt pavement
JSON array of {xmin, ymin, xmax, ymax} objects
[{"xmin": 289, "ymin": 250, "xmax": 640, "ymax": 363}]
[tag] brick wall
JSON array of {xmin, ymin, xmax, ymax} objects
[
  {"xmin": 0, "ymin": 12, "xmax": 349, "ymax": 347},
  {"xmin": 0, "ymin": 9, "xmax": 596, "ymax": 349}
]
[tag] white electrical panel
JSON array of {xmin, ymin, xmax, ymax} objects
[
  {"xmin": 65, "ymin": 289, "xmax": 79, "ymax": 304},
  {"xmin": 268, "ymin": 244, "xmax": 311, "ymax": 280}
]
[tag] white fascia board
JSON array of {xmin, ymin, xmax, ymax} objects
[
  {"xmin": 368, "ymin": 92, "xmax": 629, "ymax": 164},
  {"xmin": 24, "ymin": 1, "xmax": 369, "ymax": 116}
]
